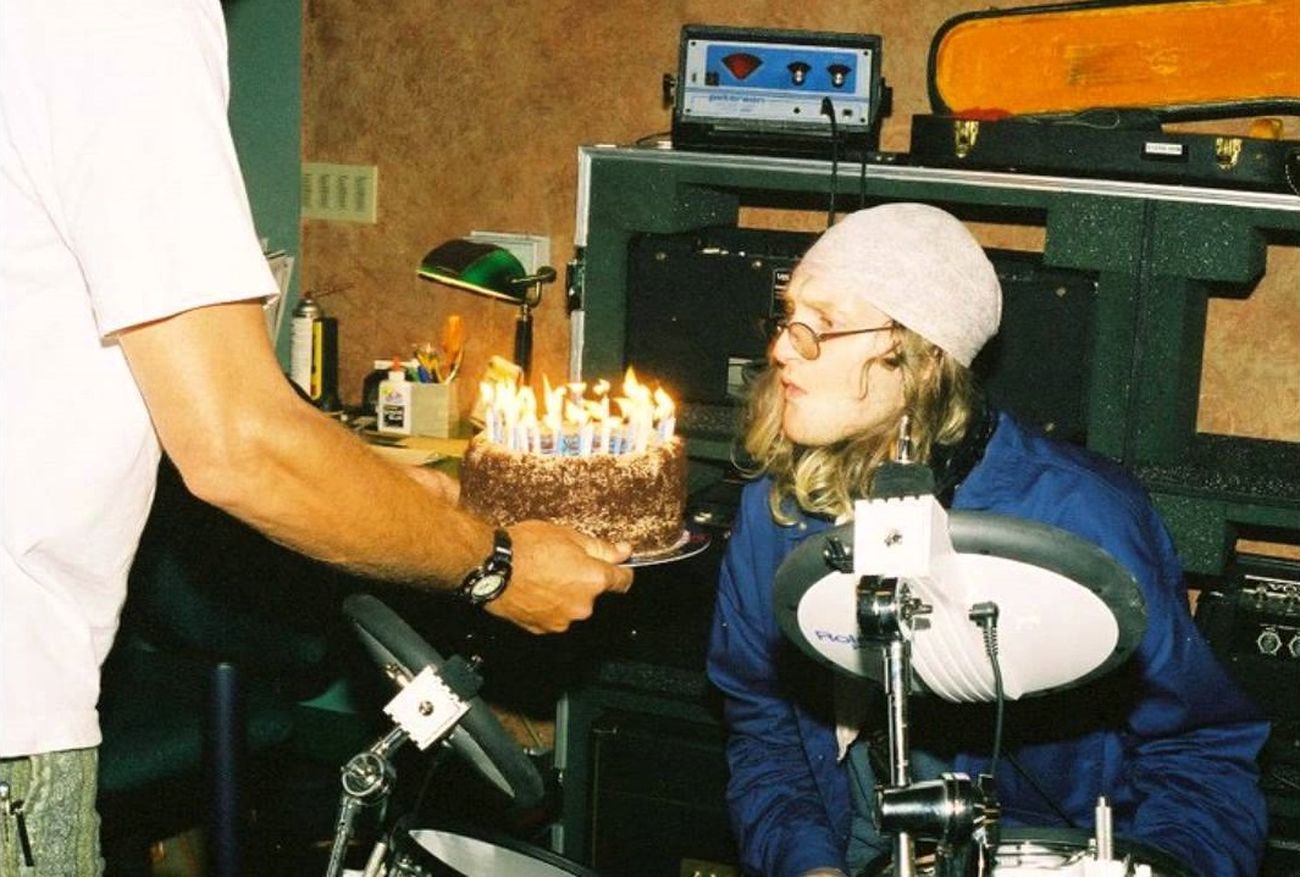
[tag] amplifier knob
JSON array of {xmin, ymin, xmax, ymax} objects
[
  {"xmin": 1288, "ymin": 634, "xmax": 1300, "ymax": 659},
  {"xmin": 1256, "ymin": 628, "xmax": 1283, "ymax": 655}
]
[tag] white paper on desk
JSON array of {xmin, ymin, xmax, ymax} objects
[{"xmin": 366, "ymin": 444, "xmax": 447, "ymax": 467}]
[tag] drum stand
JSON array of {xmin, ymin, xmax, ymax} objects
[
  {"xmin": 843, "ymin": 559, "xmax": 1153, "ymax": 877},
  {"xmin": 323, "ymin": 662, "xmax": 474, "ymax": 877},
  {"xmin": 324, "ymin": 725, "xmax": 406, "ymax": 877},
  {"xmin": 846, "ymin": 555, "xmax": 1000, "ymax": 877},
  {"xmin": 788, "ymin": 436, "xmax": 1171, "ymax": 876}
]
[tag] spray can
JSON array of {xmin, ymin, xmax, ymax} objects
[{"xmin": 289, "ymin": 293, "xmax": 340, "ymax": 410}]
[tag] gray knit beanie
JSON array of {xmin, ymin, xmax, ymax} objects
[{"xmin": 795, "ymin": 203, "xmax": 1002, "ymax": 366}]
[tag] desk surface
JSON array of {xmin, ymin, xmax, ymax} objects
[{"xmin": 363, "ymin": 432, "xmax": 470, "ymax": 466}]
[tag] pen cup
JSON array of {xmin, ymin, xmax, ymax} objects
[
  {"xmin": 377, "ymin": 380, "xmax": 457, "ymax": 438},
  {"xmin": 412, "ymin": 382, "xmax": 457, "ymax": 438}
]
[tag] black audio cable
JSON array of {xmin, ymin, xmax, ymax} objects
[
  {"xmin": 969, "ymin": 602, "xmax": 1005, "ymax": 781},
  {"xmin": 820, "ymin": 97, "xmax": 839, "ymax": 227},
  {"xmin": 634, "ymin": 130, "xmax": 672, "ymax": 146},
  {"xmin": 970, "ymin": 600, "xmax": 1079, "ymax": 829}
]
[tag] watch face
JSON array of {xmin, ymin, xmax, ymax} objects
[{"xmin": 470, "ymin": 572, "xmax": 507, "ymax": 600}]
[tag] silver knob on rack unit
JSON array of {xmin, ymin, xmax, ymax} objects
[{"xmin": 1257, "ymin": 628, "xmax": 1283, "ymax": 655}]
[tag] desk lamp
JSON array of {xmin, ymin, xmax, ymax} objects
[{"xmin": 417, "ymin": 239, "xmax": 556, "ymax": 378}]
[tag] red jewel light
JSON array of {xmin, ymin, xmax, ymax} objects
[{"xmin": 721, "ymin": 52, "xmax": 762, "ymax": 81}]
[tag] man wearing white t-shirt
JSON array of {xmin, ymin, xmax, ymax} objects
[{"xmin": 0, "ymin": 2, "xmax": 633, "ymax": 871}]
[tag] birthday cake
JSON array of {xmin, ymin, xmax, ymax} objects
[{"xmin": 458, "ymin": 373, "xmax": 688, "ymax": 555}]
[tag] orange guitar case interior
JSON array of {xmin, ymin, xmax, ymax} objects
[{"xmin": 928, "ymin": 0, "xmax": 1300, "ymax": 121}]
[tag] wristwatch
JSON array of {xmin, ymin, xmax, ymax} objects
[{"xmin": 458, "ymin": 528, "xmax": 513, "ymax": 605}]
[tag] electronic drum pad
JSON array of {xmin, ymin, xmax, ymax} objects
[
  {"xmin": 342, "ymin": 594, "xmax": 546, "ymax": 808},
  {"xmin": 774, "ymin": 512, "xmax": 1148, "ymax": 702}
]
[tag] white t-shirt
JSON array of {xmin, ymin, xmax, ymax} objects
[{"xmin": 0, "ymin": 0, "xmax": 279, "ymax": 756}]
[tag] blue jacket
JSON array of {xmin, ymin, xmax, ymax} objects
[{"xmin": 706, "ymin": 412, "xmax": 1268, "ymax": 877}]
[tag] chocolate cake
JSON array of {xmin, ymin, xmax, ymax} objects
[{"xmin": 459, "ymin": 435, "xmax": 688, "ymax": 555}]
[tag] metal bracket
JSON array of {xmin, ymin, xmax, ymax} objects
[
  {"xmin": 954, "ymin": 119, "xmax": 980, "ymax": 159},
  {"xmin": 383, "ymin": 666, "xmax": 471, "ymax": 750}
]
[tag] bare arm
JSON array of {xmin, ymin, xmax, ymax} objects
[{"xmin": 118, "ymin": 300, "xmax": 632, "ymax": 633}]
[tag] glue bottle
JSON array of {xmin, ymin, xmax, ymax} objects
[{"xmin": 377, "ymin": 357, "xmax": 413, "ymax": 434}]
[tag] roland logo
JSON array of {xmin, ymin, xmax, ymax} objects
[{"xmin": 813, "ymin": 629, "xmax": 864, "ymax": 649}]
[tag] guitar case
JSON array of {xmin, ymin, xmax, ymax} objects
[{"xmin": 908, "ymin": 0, "xmax": 1300, "ymax": 194}]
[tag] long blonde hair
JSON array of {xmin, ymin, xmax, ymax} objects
[{"xmin": 740, "ymin": 325, "xmax": 979, "ymax": 524}]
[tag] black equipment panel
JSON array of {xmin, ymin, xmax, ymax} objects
[
  {"xmin": 624, "ymin": 228, "xmax": 800, "ymax": 408},
  {"xmin": 587, "ymin": 709, "xmax": 735, "ymax": 876},
  {"xmin": 1195, "ymin": 554, "xmax": 1300, "ymax": 717},
  {"xmin": 1194, "ymin": 553, "xmax": 1300, "ymax": 873}
]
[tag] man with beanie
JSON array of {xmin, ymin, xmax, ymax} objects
[{"xmin": 707, "ymin": 204, "xmax": 1267, "ymax": 876}]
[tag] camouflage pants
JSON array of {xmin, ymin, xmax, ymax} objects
[{"xmin": 0, "ymin": 749, "xmax": 103, "ymax": 877}]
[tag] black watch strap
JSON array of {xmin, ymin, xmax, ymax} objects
[{"xmin": 458, "ymin": 528, "xmax": 513, "ymax": 606}]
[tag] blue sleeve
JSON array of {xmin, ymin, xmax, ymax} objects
[
  {"xmin": 1045, "ymin": 475, "xmax": 1269, "ymax": 877},
  {"xmin": 1111, "ymin": 510, "xmax": 1269, "ymax": 877},
  {"xmin": 964, "ymin": 422, "xmax": 1269, "ymax": 876},
  {"xmin": 706, "ymin": 483, "xmax": 847, "ymax": 877}
]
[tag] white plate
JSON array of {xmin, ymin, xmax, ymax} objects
[{"xmin": 622, "ymin": 527, "xmax": 712, "ymax": 568}]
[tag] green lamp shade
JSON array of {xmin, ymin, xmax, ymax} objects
[{"xmin": 417, "ymin": 240, "xmax": 528, "ymax": 304}]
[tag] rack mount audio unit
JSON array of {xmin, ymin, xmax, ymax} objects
[{"xmin": 671, "ymin": 25, "xmax": 889, "ymax": 159}]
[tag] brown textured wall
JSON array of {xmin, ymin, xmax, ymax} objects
[{"xmin": 301, "ymin": 0, "xmax": 1298, "ymax": 442}]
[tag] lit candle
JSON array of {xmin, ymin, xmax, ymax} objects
[
  {"xmin": 514, "ymin": 421, "xmax": 533, "ymax": 453},
  {"xmin": 501, "ymin": 389, "xmax": 519, "ymax": 451},
  {"xmin": 567, "ymin": 381, "xmax": 587, "ymax": 405},
  {"xmin": 542, "ymin": 376, "xmax": 566, "ymax": 434},
  {"xmin": 605, "ymin": 417, "xmax": 623, "ymax": 454},
  {"xmin": 541, "ymin": 412, "xmax": 562, "ymax": 455},
  {"xmin": 654, "ymin": 387, "xmax": 676, "ymax": 443},
  {"xmin": 657, "ymin": 416, "xmax": 676, "ymax": 443},
  {"xmin": 483, "ymin": 371, "xmax": 677, "ymax": 455},
  {"xmin": 558, "ymin": 427, "xmax": 582, "ymax": 456},
  {"xmin": 480, "ymin": 381, "xmax": 497, "ymax": 444}
]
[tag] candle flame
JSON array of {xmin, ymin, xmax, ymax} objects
[
  {"xmin": 478, "ymin": 370, "xmax": 677, "ymax": 454},
  {"xmin": 653, "ymin": 387, "xmax": 675, "ymax": 419},
  {"xmin": 565, "ymin": 399, "xmax": 589, "ymax": 425}
]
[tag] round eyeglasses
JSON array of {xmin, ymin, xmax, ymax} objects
[{"xmin": 767, "ymin": 318, "xmax": 895, "ymax": 361}]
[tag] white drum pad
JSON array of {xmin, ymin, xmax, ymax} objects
[{"xmin": 774, "ymin": 512, "xmax": 1146, "ymax": 702}]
